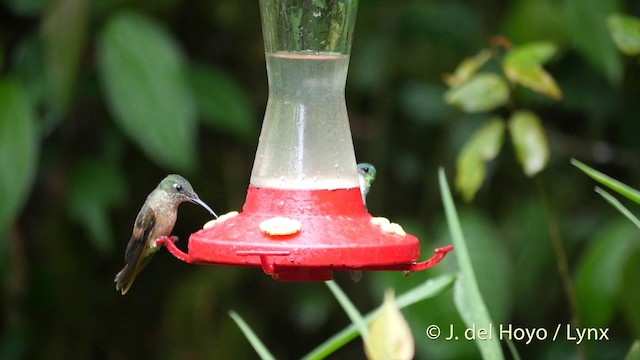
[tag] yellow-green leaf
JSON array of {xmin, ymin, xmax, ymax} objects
[
  {"xmin": 98, "ymin": 11, "xmax": 197, "ymax": 172},
  {"xmin": 364, "ymin": 290, "xmax": 414, "ymax": 360},
  {"xmin": 444, "ymin": 49, "xmax": 492, "ymax": 88},
  {"xmin": 456, "ymin": 118, "xmax": 505, "ymax": 202},
  {"xmin": 503, "ymin": 42, "xmax": 562, "ymax": 100},
  {"xmin": 444, "ymin": 73, "xmax": 509, "ymax": 113},
  {"xmin": 0, "ymin": 78, "xmax": 39, "ymax": 234},
  {"xmin": 508, "ymin": 111, "xmax": 549, "ymax": 177},
  {"xmin": 608, "ymin": 14, "xmax": 640, "ymax": 56}
]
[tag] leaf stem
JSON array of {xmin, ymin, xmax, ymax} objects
[{"xmin": 534, "ymin": 176, "xmax": 584, "ymax": 359}]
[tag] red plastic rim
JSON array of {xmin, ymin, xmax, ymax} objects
[{"xmin": 160, "ymin": 186, "xmax": 452, "ymax": 281}]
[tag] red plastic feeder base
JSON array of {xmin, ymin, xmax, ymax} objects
[{"xmin": 160, "ymin": 186, "xmax": 452, "ymax": 281}]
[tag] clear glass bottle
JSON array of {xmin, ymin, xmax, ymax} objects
[{"xmin": 251, "ymin": 0, "xmax": 360, "ymax": 190}]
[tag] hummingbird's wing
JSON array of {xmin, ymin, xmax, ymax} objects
[
  {"xmin": 125, "ymin": 206, "xmax": 156, "ymax": 261},
  {"xmin": 115, "ymin": 204, "xmax": 157, "ymax": 295}
]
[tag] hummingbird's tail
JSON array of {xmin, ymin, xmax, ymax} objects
[{"xmin": 114, "ymin": 265, "xmax": 135, "ymax": 295}]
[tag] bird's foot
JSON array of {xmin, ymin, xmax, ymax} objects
[{"xmin": 153, "ymin": 235, "xmax": 179, "ymax": 248}]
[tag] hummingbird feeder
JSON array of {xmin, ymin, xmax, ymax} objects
[{"xmin": 159, "ymin": 0, "xmax": 452, "ymax": 281}]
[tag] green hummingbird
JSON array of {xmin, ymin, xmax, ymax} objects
[
  {"xmin": 114, "ymin": 174, "xmax": 217, "ymax": 295},
  {"xmin": 351, "ymin": 163, "xmax": 377, "ymax": 283},
  {"xmin": 357, "ymin": 162, "xmax": 377, "ymax": 209}
]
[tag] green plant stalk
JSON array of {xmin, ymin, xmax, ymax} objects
[
  {"xmin": 595, "ymin": 187, "xmax": 640, "ymax": 230},
  {"xmin": 302, "ymin": 274, "xmax": 456, "ymax": 360},
  {"xmin": 535, "ymin": 177, "xmax": 584, "ymax": 359},
  {"xmin": 439, "ymin": 168, "xmax": 504, "ymax": 360},
  {"xmin": 571, "ymin": 159, "xmax": 640, "ymax": 204},
  {"xmin": 325, "ymin": 280, "xmax": 370, "ymax": 344},
  {"xmin": 229, "ymin": 310, "xmax": 276, "ymax": 360}
]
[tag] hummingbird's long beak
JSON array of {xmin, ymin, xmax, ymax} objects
[{"xmin": 191, "ymin": 197, "xmax": 218, "ymax": 219}]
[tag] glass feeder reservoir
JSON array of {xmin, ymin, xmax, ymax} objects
[{"xmin": 160, "ymin": 0, "xmax": 452, "ymax": 281}]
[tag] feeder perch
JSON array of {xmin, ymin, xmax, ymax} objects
[{"xmin": 160, "ymin": 0, "xmax": 452, "ymax": 281}]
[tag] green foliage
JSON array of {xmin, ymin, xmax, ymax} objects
[
  {"xmin": 564, "ymin": 0, "xmax": 622, "ymax": 83},
  {"xmin": 66, "ymin": 159, "xmax": 127, "ymax": 254},
  {"xmin": 0, "ymin": 78, "xmax": 38, "ymax": 235},
  {"xmin": 595, "ymin": 187, "xmax": 640, "ymax": 230},
  {"xmin": 188, "ymin": 63, "xmax": 256, "ymax": 141},
  {"xmin": 324, "ymin": 280, "xmax": 369, "ymax": 344},
  {"xmin": 626, "ymin": 340, "xmax": 640, "ymax": 360},
  {"xmin": 445, "ymin": 40, "xmax": 556, "ymax": 200},
  {"xmin": 98, "ymin": 11, "xmax": 198, "ymax": 172},
  {"xmin": 572, "ymin": 159, "xmax": 640, "ymax": 205},
  {"xmin": 575, "ymin": 220, "xmax": 639, "ymax": 327},
  {"xmin": 508, "ymin": 111, "xmax": 549, "ymax": 177},
  {"xmin": 440, "ymin": 169, "xmax": 505, "ymax": 360},
  {"xmin": 229, "ymin": 311, "xmax": 276, "ymax": 360},
  {"xmin": 456, "ymin": 118, "xmax": 505, "ymax": 202},
  {"xmin": 41, "ymin": 0, "xmax": 87, "ymax": 114},
  {"xmin": 303, "ymin": 275, "xmax": 455, "ymax": 360},
  {"xmin": 444, "ymin": 73, "xmax": 509, "ymax": 113},
  {"xmin": 232, "ymin": 274, "xmax": 455, "ymax": 360},
  {"xmin": 608, "ymin": 14, "xmax": 640, "ymax": 56},
  {"xmin": 503, "ymin": 42, "xmax": 562, "ymax": 100},
  {"xmin": 502, "ymin": 0, "xmax": 567, "ymax": 44}
]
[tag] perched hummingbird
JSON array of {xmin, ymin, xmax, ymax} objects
[
  {"xmin": 114, "ymin": 174, "xmax": 217, "ymax": 295},
  {"xmin": 357, "ymin": 163, "xmax": 377, "ymax": 209},
  {"xmin": 351, "ymin": 163, "xmax": 377, "ymax": 283}
]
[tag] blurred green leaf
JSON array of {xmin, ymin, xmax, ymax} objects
[
  {"xmin": 595, "ymin": 187, "xmax": 640, "ymax": 230},
  {"xmin": 502, "ymin": 0, "xmax": 567, "ymax": 44},
  {"xmin": 98, "ymin": 11, "xmax": 197, "ymax": 172},
  {"xmin": 41, "ymin": 0, "xmax": 87, "ymax": 114},
  {"xmin": 303, "ymin": 274, "xmax": 455, "ymax": 360},
  {"xmin": 444, "ymin": 73, "xmax": 509, "ymax": 113},
  {"xmin": 564, "ymin": 0, "xmax": 622, "ymax": 83},
  {"xmin": 188, "ymin": 63, "xmax": 255, "ymax": 141},
  {"xmin": 12, "ymin": 36, "xmax": 46, "ymax": 113},
  {"xmin": 0, "ymin": 321, "xmax": 28, "ymax": 360},
  {"xmin": 67, "ymin": 159, "xmax": 127, "ymax": 254},
  {"xmin": 446, "ymin": 210, "xmax": 514, "ymax": 325},
  {"xmin": 503, "ymin": 42, "xmax": 562, "ymax": 100},
  {"xmin": 439, "ymin": 169, "xmax": 505, "ymax": 360},
  {"xmin": 415, "ymin": 208, "xmax": 514, "ymax": 359},
  {"xmin": 444, "ymin": 49, "xmax": 492, "ymax": 88},
  {"xmin": 350, "ymin": 36, "xmax": 389, "ymax": 91},
  {"xmin": 622, "ymin": 250, "xmax": 640, "ymax": 336},
  {"xmin": 508, "ymin": 111, "xmax": 549, "ymax": 177},
  {"xmin": 3, "ymin": 0, "xmax": 50, "ymax": 15},
  {"xmin": 0, "ymin": 78, "xmax": 38, "ymax": 235},
  {"xmin": 506, "ymin": 42, "xmax": 557, "ymax": 65},
  {"xmin": 626, "ymin": 340, "xmax": 640, "ymax": 360},
  {"xmin": 503, "ymin": 198, "xmax": 554, "ymax": 323},
  {"xmin": 456, "ymin": 118, "xmax": 505, "ymax": 202},
  {"xmin": 229, "ymin": 311, "xmax": 276, "ymax": 360},
  {"xmin": 571, "ymin": 159, "xmax": 640, "ymax": 205},
  {"xmin": 607, "ymin": 14, "xmax": 640, "ymax": 56},
  {"xmin": 398, "ymin": 82, "xmax": 452, "ymax": 125},
  {"xmin": 364, "ymin": 290, "xmax": 414, "ymax": 360},
  {"xmin": 575, "ymin": 220, "xmax": 639, "ymax": 327}
]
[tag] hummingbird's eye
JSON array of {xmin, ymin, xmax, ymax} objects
[
  {"xmin": 174, "ymin": 183, "xmax": 184, "ymax": 192},
  {"xmin": 362, "ymin": 167, "xmax": 369, "ymax": 173}
]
